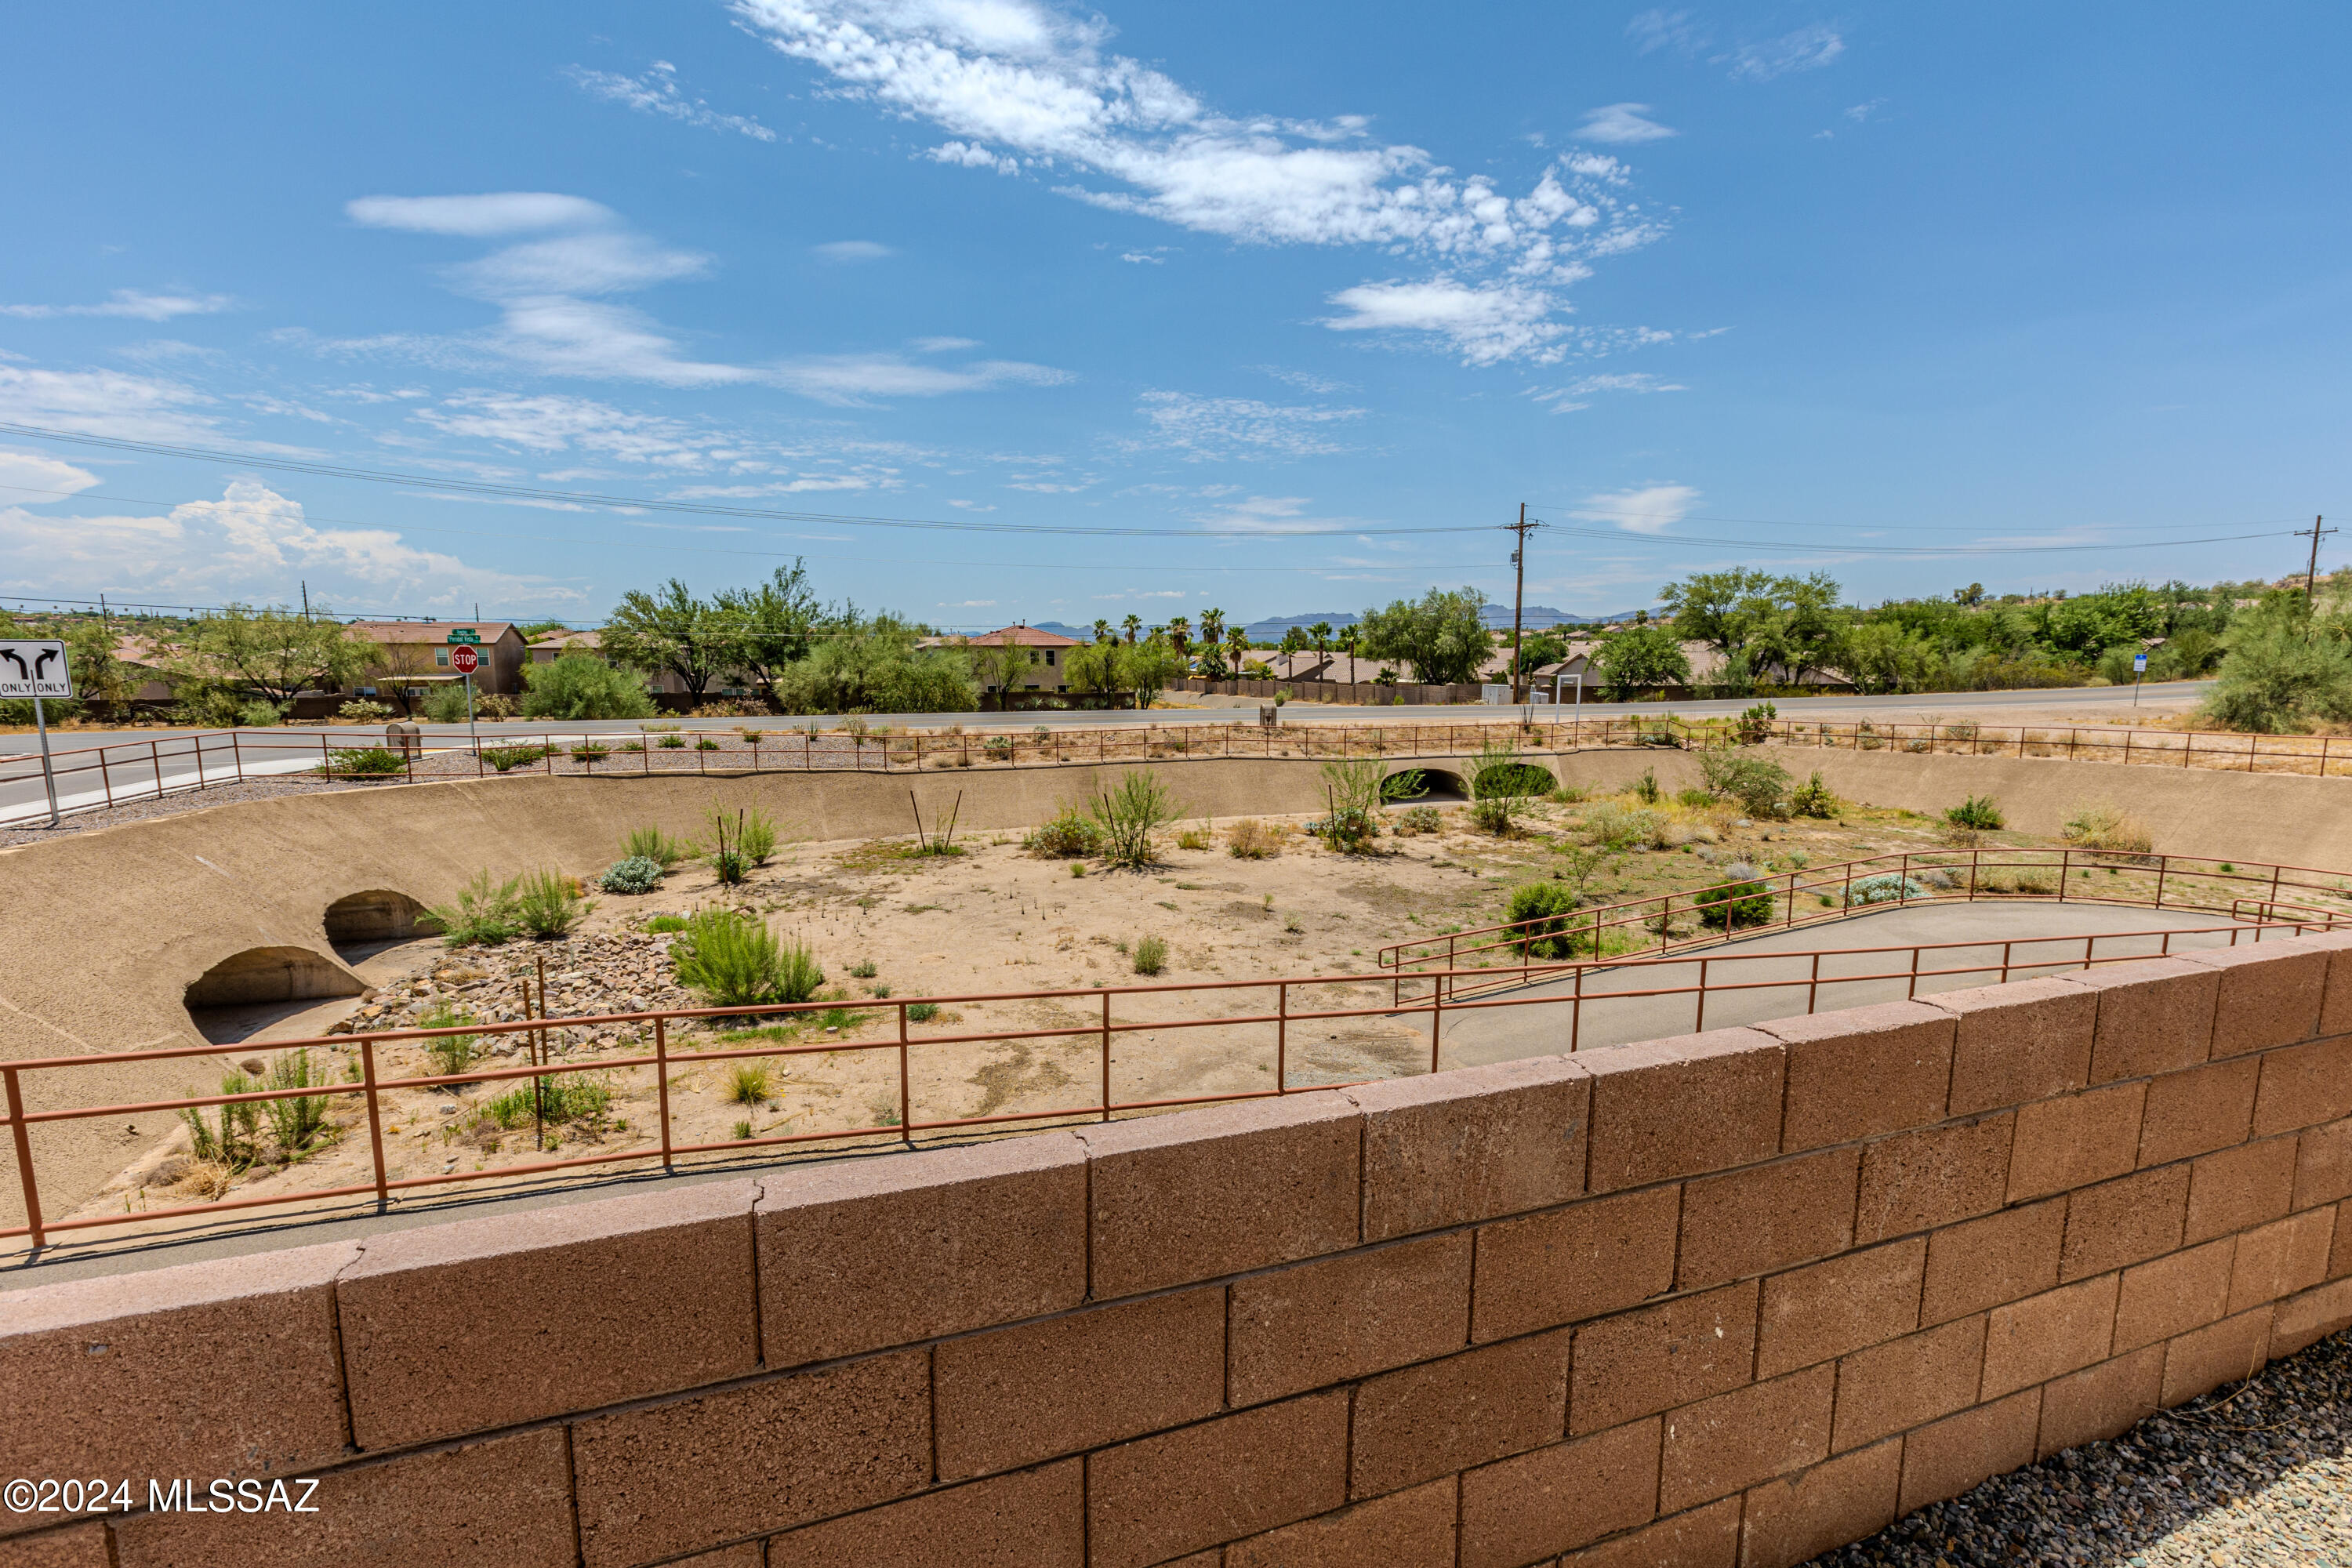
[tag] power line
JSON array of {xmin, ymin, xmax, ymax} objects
[
  {"xmin": 1526, "ymin": 503, "xmax": 2320, "ymax": 534},
  {"xmin": 1525, "ymin": 517, "xmax": 2299, "ymax": 557}
]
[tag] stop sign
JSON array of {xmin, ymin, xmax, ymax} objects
[{"xmin": 449, "ymin": 644, "xmax": 479, "ymax": 675}]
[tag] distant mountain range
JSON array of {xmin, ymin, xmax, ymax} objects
[{"xmin": 1018, "ymin": 605, "xmax": 1654, "ymax": 644}]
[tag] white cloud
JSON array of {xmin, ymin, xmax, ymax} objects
[
  {"xmin": 1321, "ymin": 278, "xmax": 1569, "ymax": 366},
  {"xmin": 448, "ymin": 231, "xmax": 711, "ymax": 298},
  {"xmin": 731, "ymin": 0, "xmax": 1665, "ymax": 361},
  {"xmin": 411, "ymin": 393, "xmax": 713, "ymax": 463},
  {"xmin": 946, "ymin": 499, "xmax": 997, "ymax": 510},
  {"xmin": 1575, "ymin": 103, "xmax": 1676, "ymax": 145},
  {"xmin": 815, "ymin": 240, "xmax": 895, "ymax": 260},
  {"xmin": 771, "ymin": 354, "xmax": 1070, "ymax": 405},
  {"xmin": 1845, "ymin": 99, "xmax": 1887, "ymax": 122},
  {"xmin": 941, "ymin": 598, "xmax": 998, "ymax": 606},
  {"xmin": 1627, "ymin": 9, "xmax": 1704, "ymax": 54},
  {"xmin": 1580, "ymin": 483, "xmax": 1700, "ymax": 534},
  {"xmin": 0, "ymin": 289, "xmax": 233, "ymax": 322},
  {"xmin": 347, "ymin": 193, "xmax": 617, "ymax": 237},
  {"xmin": 0, "ymin": 479, "xmax": 579, "ymax": 606},
  {"xmin": 1530, "ymin": 372, "xmax": 1687, "ymax": 412},
  {"xmin": 568, "ymin": 61, "xmax": 777, "ymax": 140},
  {"xmin": 1120, "ymin": 251, "xmax": 1165, "ymax": 264},
  {"xmin": 911, "ymin": 335, "xmax": 979, "ymax": 351},
  {"xmin": 0, "ymin": 449, "xmax": 101, "ymax": 502},
  {"xmin": 1127, "ymin": 390, "xmax": 1367, "ymax": 460},
  {"xmin": 1729, "ymin": 25, "xmax": 1845, "ymax": 80},
  {"xmin": 0, "ymin": 363, "xmax": 219, "ymax": 441},
  {"xmin": 1262, "ymin": 367, "xmax": 1353, "ymax": 395}
]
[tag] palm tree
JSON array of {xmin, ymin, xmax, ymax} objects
[
  {"xmin": 1092, "ymin": 618, "xmax": 1112, "ymax": 644},
  {"xmin": 1167, "ymin": 616, "xmax": 1192, "ymax": 663},
  {"xmin": 1225, "ymin": 627, "xmax": 1250, "ymax": 671},
  {"xmin": 1200, "ymin": 608, "xmax": 1225, "ymax": 651},
  {"xmin": 1308, "ymin": 621, "xmax": 1333, "ymax": 658},
  {"xmin": 1121, "ymin": 613, "xmax": 1142, "ymax": 645}
]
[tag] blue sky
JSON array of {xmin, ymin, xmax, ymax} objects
[{"xmin": 2, "ymin": 2, "xmax": 2346, "ymax": 630}]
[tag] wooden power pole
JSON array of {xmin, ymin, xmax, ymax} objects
[
  {"xmin": 2299, "ymin": 515, "xmax": 2334, "ymax": 606},
  {"xmin": 1506, "ymin": 503, "xmax": 1542, "ymax": 704}
]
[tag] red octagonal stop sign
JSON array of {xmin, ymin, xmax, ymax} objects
[{"xmin": 449, "ymin": 644, "xmax": 479, "ymax": 675}]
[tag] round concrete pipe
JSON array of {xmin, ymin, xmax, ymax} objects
[
  {"xmin": 323, "ymin": 888, "xmax": 437, "ymax": 949},
  {"xmin": 1384, "ymin": 765, "xmax": 1468, "ymax": 802},
  {"xmin": 183, "ymin": 947, "xmax": 367, "ymax": 1011}
]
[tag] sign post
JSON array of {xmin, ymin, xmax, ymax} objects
[
  {"xmin": 0, "ymin": 640, "xmax": 72, "ymax": 826},
  {"xmin": 448, "ymin": 640, "xmax": 481, "ymax": 746},
  {"xmin": 2132, "ymin": 650, "xmax": 2148, "ymax": 708}
]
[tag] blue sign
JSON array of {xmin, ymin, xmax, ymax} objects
[{"xmin": 2132, "ymin": 652, "xmax": 2148, "ymax": 673}]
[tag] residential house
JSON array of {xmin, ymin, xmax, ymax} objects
[
  {"xmin": 927, "ymin": 625, "xmax": 1083, "ymax": 694},
  {"xmin": 525, "ymin": 630, "xmax": 694, "ymax": 696},
  {"xmin": 345, "ymin": 621, "xmax": 526, "ymax": 700}
]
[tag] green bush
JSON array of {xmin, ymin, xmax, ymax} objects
[
  {"xmin": 1583, "ymin": 801, "xmax": 1665, "ymax": 850},
  {"xmin": 599, "ymin": 856, "xmax": 665, "ymax": 895},
  {"xmin": 1944, "ymin": 794, "xmax": 2005, "ymax": 831},
  {"xmin": 1320, "ymin": 758, "xmax": 1384, "ymax": 853},
  {"xmin": 1693, "ymin": 863, "xmax": 1774, "ymax": 929},
  {"xmin": 481, "ymin": 745, "xmax": 553, "ymax": 772},
  {"xmin": 318, "ymin": 746, "xmax": 408, "ymax": 778},
  {"xmin": 515, "ymin": 869, "xmax": 591, "ymax": 937},
  {"xmin": 705, "ymin": 806, "xmax": 779, "ymax": 867},
  {"xmin": 1132, "ymin": 935, "xmax": 1169, "ymax": 975},
  {"xmin": 622, "ymin": 826, "xmax": 690, "ymax": 867},
  {"xmin": 1733, "ymin": 701, "xmax": 1779, "ymax": 744},
  {"xmin": 1697, "ymin": 750, "xmax": 1792, "ymax": 818},
  {"xmin": 1632, "ymin": 766, "xmax": 1662, "ymax": 804},
  {"xmin": 421, "ymin": 684, "xmax": 474, "ymax": 724},
  {"xmin": 520, "ymin": 652, "xmax": 655, "ymax": 720},
  {"xmin": 646, "ymin": 913, "xmax": 689, "ymax": 934},
  {"xmin": 1091, "ymin": 773, "xmax": 1183, "ymax": 869},
  {"xmin": 179, "ymin": 1069, "xmax": 263, "ymax": 1171},
  {"xmin": 728, "ymin": 1063, "xmax": 772, "ymax": 1105},
  {"xmin": 1380, "ymin": 768, "xmax": 1429, "ymax": 801},
  {"xmin": 1847, "ymin": 873, "xmax": 1932, "ymax": 906},
  {"xmin": 1504, "ymin": 881, "xmax": 1583, "ymax": 959},
  {"xmin": 336, "ymin": 699, "xmax": 394, "ymax": 723},
  {"xmin": 670, "ymin": 911, "xmax": 824, "ymax": 1006},
  {"xmin": 907, "ymin": 1001, "xmax": 940, "ymax": 1022},
  {"xmin": 848, "ymin": 960, "xmax": 878, "ymax": 978},
  {"xmin": 263, "ymin": 1048, "xmax": 333, "ymax": 1157},
  {"xmin": 1025, "ymin": 806, "xmax": 1102, "ymax": 858},
  {"xmin": 1472, "ymin": 761, "xmax": 1555, "ymax": 798},
  {"xmin": 481, "ymin": 1073, "xmax": 612, "ymax": 1131},
  {"xmin": 418, "ymin": 1000, "xmax": 480, "ymax": 1078},
  {"xmin": 1789, "ymin": 771, "xmax": 1838, "ymax": 818},
  {"xmin": 426, "ymin": 871, "xmax": 522, "ymax": 946}
]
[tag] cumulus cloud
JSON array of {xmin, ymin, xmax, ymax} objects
[
  {"xmin": 567, "ymin": 60, "xmax": 777, "ymax": 140},
  {"xmin": 730, "ymin": 0, "xmax": 1665, "ymax": 362},
  {"xmin": 0, "ymin": 363, "xmax": 219, "ymax": 441},
  {"xmin": 0, "ymin": 289, "xmax": 232, "ymax": 321},
  {"xmin": 0, "ymin": 478, "xmax": 578, "ymax": 606},
  {"xmin": 0, "ymin": 449, "xmax": 102, "ymax": 503},
  {"xmin": 1321, "ymin": 278, "xmax": 1570, "ymax": 365},
  {"xmin": 1575, "ymin": 103, "xmax": 1677, "ymax": 144},
  {"xmin": 1580, "ymin": 483, "xmax": 1699, "ymax": 534},
  {"xmin": 347, "ymin": 193, "xmax": 617, "ymax": 237},
  {"xmin": 1126, "ymin": 390, "xmax": 1367, "ymax": 460}
]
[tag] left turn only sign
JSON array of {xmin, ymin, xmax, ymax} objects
[{"xmin": 0, "ymin": 641, "xmax": 71, "ymax": 699}]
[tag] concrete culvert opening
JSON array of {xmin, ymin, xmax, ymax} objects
[
  {"xmin": 185, "ymin": 947, "xmax": 366, "ymax": 1011},
  {"xmin": 1385, "ymin": 767, "xmax": 1469, "ymax": 803},
  {"xmin": 324, "ymin": 889, "xmax": 437, "ymax": 952}
]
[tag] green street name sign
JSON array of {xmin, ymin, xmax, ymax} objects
[{"xmin": 446, "ymin": 627, "xmax": 481, "ymax": 644}]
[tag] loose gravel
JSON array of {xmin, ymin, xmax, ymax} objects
[
  {"xmin": 1813, "ymin": 1330, "xmax": 2352, "ymax": 1566},
  {"xmin": 0, "ymin": 776, "xmax": 372, "ymax": 848}
]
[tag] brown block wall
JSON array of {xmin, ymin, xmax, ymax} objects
[{"xmin": 7, "ymin": 935, "xmax": 2352, "ymax": 1567}]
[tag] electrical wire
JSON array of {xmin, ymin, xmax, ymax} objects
[{"xmin": 1526, "ymin": 517, "xmax": 2299, "ymax": 557}]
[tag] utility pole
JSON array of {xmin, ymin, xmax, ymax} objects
[
  {"xmin": 1506, "ymin": 503, "xmax": 1542, "ymax": 705},
  {"xmin": 2299, "ymin": 516, "xmax": 2334, "ymax": 608},
  {"xmin": 300, "ymin": 580, "xmax": 310, "ymax": 621}
]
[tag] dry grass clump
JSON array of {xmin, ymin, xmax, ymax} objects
[
  {"xmin": 2062, "ymin": 800, "xmax": 2154, "ymax": 855},
  {"xmin": 1227, "ymin": 818, "xmax": 1285, "ymax": 858}
]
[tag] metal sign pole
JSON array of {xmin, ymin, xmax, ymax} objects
[
  {"xmin": 32, "ymin": 693, "xmax": 58, "ymax": 826},
  {"xmin": 465, "ymin": 670, "xmax": 477, "ymax": 745}
]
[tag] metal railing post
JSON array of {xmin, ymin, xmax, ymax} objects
[
  {"xmin": 360, "ymin": 1040, "xmax": 390, "ymax": 1210},
  {"xmin": 1276, "ymin": 982, "xmax": 1288, "ymax": 1092},
  {"xmin": 1099, "ymin": 991, "xmax": 1114, "ymax": 1120},
  {"xmin": 898, "ymin": 1002, "xmax": 913, "ymax": 1145},
  {"xmin": 655, "ymin": 1018, "xmax": 673, "ymax": 1171},
  {"xmin": 1429, "ymin": 981, "xmax": 1443, "ymax": 1074},
  {"xmin": 5, "ymin": 1067, "xmax": 44, "ymax": 1250}
]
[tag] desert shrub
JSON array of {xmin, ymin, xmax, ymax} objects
[
  {"xmin": 2062, "ymin": 801, "xmax": 2154, "ymax": 855},
  {"xmin": 1733, "ymin": 701, "xmax": 1779, "ymax": 745},
  {"xmin": 481, "ymin": 1073, "xmax": 612, "ymax": 1131},
  {"xmin": 2200, "ymin": 603, "xmax": 2352, "ymax": 732},
  {"xmin": 1697, "ymin": 750, "xmax": 1792, "ymax": 818},
  {"xmin": 1632, "ymin": 767, "xmax": 1662, "ymax": 804},
  {"xmin": 706, "ymin": 805, "xmax": 780, "ymax": 867},
  {"xmin": 599, "ymin": 856, "xmax": 665, "ymax": 895},
  {"xmin": 262, "ymin": 1049, "xmax": 333, "ymax": 1157},
  {"xmin": 481, "ymin": 744, "xmax": 552, "ymax": 772},
  {"xmin": 1675, "ymin": 787, "xmax": 1714, "ymax": 809},
  {"xmin": 1381, "ymin": 768, "xmax": 1429, "ymax": 801},
  {"xmin": 1176, "ymin": 824, "xmax": 1212, "ymax": 851},
  {"xmin": 318, "ymin": 746, "xmax": 408, "ymax": 778},
  {"xmin": 848, "ymin": 959, "xmax": 879, "ymax": 978},
  {"xmin": 1944, "ymin": 794, "xmax": 2006, "ymax": 831},
  {"xmin": 622, "ymin": 826, "xmax": 691, "ymax": 867},
  {"xmin": 1320, "ymin": 758, "xmax": 1385, "ymax": 852},
  {"xmin": 1465, "ymin": 738, "xmax": 1533, "ymax": 834},
  {"xmin": 1505, "ymin": 881, "xmax": 1583, "ymax": 959},
  {"xmin": 520, "ymin": 652, "xmax": 655, "ymax": 720},
  {"xmin": 1132, "ymin": 935, "xmax": 1169, "ymax": 975},
  {"xmin": 1847, "ymin": 873, "xmax": 1933, "ymax": 906},
  {"xmin": 907, "ymin": 1001, "xmax": 940, "ymax": 1022},
  {"xmin": 728, "ymin": 1063, "xmax": 772, "ymax": 1105},
  {"xmin": 670, "ymin": 910, "xmax": 824, "ymax": 1006},
  {"xmin": 1548, "ymin": 784, "xmax": 1588, "ymax": 804},
  {"xmin": 1584, "ymin": 801, "xmax": 1666, "ymax": 850},
  {"xmin": 1693, "ymin": 863, "xmax": 1774, "ymax": 929},
  {"xmin": 1227, "ymin": 818, "xmax": 1284, "ymax": 858},
  {"xmin": 336, "ymin": 699, "xmax": 394, "ymax": 723},
  {"xmin": 646, "ymin": 913, "xmax": 689, "ymax": 933},
  {"xmin": 570, "ymin": 742, "xmax": 611, "ymax": 763},
  {"xmin": 477, "ymin": 694, "xmax": 520, "ymax": 720},
  {"xmin": 238, "ymin": 699, "xmax": 288, "ymax": 728},
  {"xmin": 1091, "ymin": 772, "xmax": 1183, "ymax": 869},
  {"xmin": 516, "ymin": 869, "xmax": 591, "ymax": 937},
  {"xmin": 1475, "ymin": 761, "xmax": 1555, "ymax": 798},
  {"xmin": 421, "ymin": 684, "xmax": 474, "ymax": 724},
  {"xmin": 703, "ymin": 811, "xmax": 753, "ymax": 885},
  {"xmin": 1392, "ymin": 805, "xmax": 1443, "ymax": 837},
  {"xmin": 427, "ymin": 870, "xmax": 522, "ymax": 946},
  {"xmin": 180, "ymin": 1069, "xmax": 263, "ymax": 1172},
  {"xmin": 1789, "ymin": 771, "xmax": 1838, "ymax": 818},
  {"xmin": 1026, "ymin": 806, "xmax": 1102, "ymax": 858},
  {"xmin": 659, "ymin": 734, "xmax": 687, "ymax": 749},
  {"xmin": 417, "ymin": 1000, "xmax": 481, "ymax": 1078}
]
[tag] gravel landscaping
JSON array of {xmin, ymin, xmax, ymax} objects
[{"xmin": 1814, "ymin": 1330, "xmax": 2352, "ymax": 1566}]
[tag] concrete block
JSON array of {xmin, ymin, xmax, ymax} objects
[
  {"xmin": 2179, "ymin": 943, "xmax": 2328, "ymax": 1058},
  {"xmin": 935, "ymin": 1288, "xmax": 1224, "ymax": 1479},
  {"xmin": 2161, "ymin": 1308, "xmax": 2274, "ymax": 1405},
  {"xmin": 1932, "ymin": 976, "xmax": 2096, "ymax": 1116},
  {"xmin": 2059, "ymin": 956, "xmax": 2216, "ymax": 1082},
  {"xmin": 2310, "ymin": 931, "xmax": 2352, "ymax": 1035},
  {"xmin": 1459, "ymin": 1418, "xmax": 1660, "ymax": 1568},
  {"xmin": 2035, "ymin": 1346, "xmax": 2164, "ymax": 1458},
  {"xmin": 1562, "ymin": 1498, "xmax": 1740, "ymax": 1568},
  {"xmin": 1921, "ymin": 1199, "xmax": 2065, "ymax": 1326},
  {"xmin": 2252, "ymin": 1036, "xmax": 2352, "ymax": 1138},
  {"xmin": 1896, "ymin": 1388, "xmax": 2041, "ymax": 1513},
  {"xmin": 1226, "ymin": 1477, "xmax": 1457, "ymax": 1568},
  {"xmin": 0, "ymin": 1524, "xmax": 109, "ymax": 1566},
  {"xmin": 111, "ymin": 1428, "xmax": 572, "ymax": 1568},
  {"xmin": 1080, "ymin": 1092, "xmax": 1360, "ymax": 1297},
  {"xmin": 1675, "ymin": 1148, "xmax": 1860, "ymax": 1291},
  {"xmin": 1229, "ymin": 1232, "xmax": 1469, "ymax": 1406},
  {"xmin": 2136, "ymin": 1057, "xmax": 2260, "ymax": 1169},
  {"xmin": 1660, "ymin": 1364, "xmax": 1834, "ymax": 1514},
  {"xmin": 1352, "ymin": 1328, "xmax": 1572, "ymax": 1497},
  {"xmin": 1853, "ymin": 1113, "xmax": 2013, "ymax": 1243},
  {"xmin": 1583, "ymin": 1029, "xmax": 1785, "ymax": 1193},
  {"xmin": 0, "ymin": 1240, "xmax": 354, "ymax": 1484},
  {"xmin": 2228, "ymin": 1209, "xmax": 2335, "ymax": 1313},
  {"xmin": 2184, "ymin": 1137, "xmax": 2299, "ymax": 1244},
  {"xmin": 1473, "ymin": 1186, "xmax": 1681, "ymax": 1343},
  {"xmin": 1086, "ymin": 1391, "xmax": 1348, "ymax": 1568},
  {"xmin": 2007, "ymin": 1083, "xmax": 2145, "ymax": 1202},
  {"xmin": 1347, "ymin": 1054, "xmax": 1589, "ymax": 1241},
  {"xmin": 757, "ymin": 1134, "xmax": 1087, "ymax": 1365},
  {"xmin": 339, "ymin": 1180, "xmax": 757, "ymax": 1450},
  {"xmin": 1571, "ymin": 1281, "xmax": 1759, "ymax": 1434},
  {"xmin": 1757, "ymin": 1239, "xmax": 1925, "ymax": 1379},
  {"xmin": 1830, "ymin": 1316, "xmax": 1985, "ymax": 1452},
  {"xmin": 2270, "ymin": 1276, "xmax": 2352, "ymax": 1356},
  {"xmin": 2059, "ymin": 1166, "xmax": 2190, "ymax": 1282},
  {"xmin": 1981, "ymin": 1274, "xmax": 2120, "ymax": 1399},
  {"xmin": 764, "ymin": 1461, "xmax": 1083, "ymax": 1568},
  {"xmin": 2111, "ymin": 1239, "xmax": 2234, "ymax": 1354},
  {"xmin": 2294, "ymin": 1118, "xmax": 2352, "ymax": 1210},
  {"xmin": 1755, "ymin": 1002, "xmax": 1953, "ymax": 1152},
  {"xmin": 2336, "ymin": 1204, "xmax": 2352, "ymax": 1281},
  {"xmin": 1737, "ymin": 1440, "xmax": 1901, "ymax": 1568},
  {"xmin": 571, "ymin": 1349, "xmax": 931, "ymax": 1567}
]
